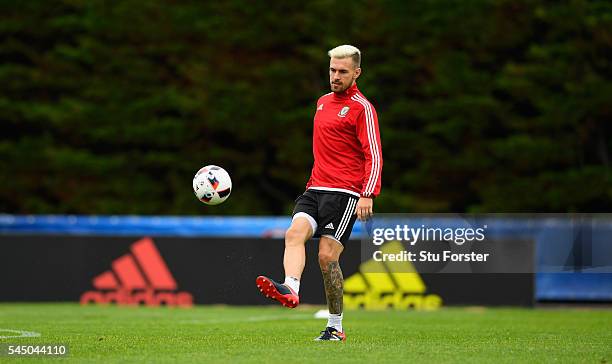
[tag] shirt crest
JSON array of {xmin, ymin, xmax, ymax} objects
[{"xmin": 338, "ymin": 106, "xmax": 350, "ymax": 117}]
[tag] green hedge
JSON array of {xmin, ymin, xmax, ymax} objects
[{"xmin": 1, "ymin": 0, "xmax": 610, "ymax": 214}]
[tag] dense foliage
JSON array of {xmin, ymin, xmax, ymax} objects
[{"xmin": 1, "ymin": 0, "xmax": 610, "ymax": 214}]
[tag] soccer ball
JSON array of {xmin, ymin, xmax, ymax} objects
[{"xmin": 193, "ymin": 165, "xmax": 232, "ymax": 205}]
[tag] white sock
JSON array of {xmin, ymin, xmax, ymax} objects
[
  {"xmin": 283, "ymin": 276, "xmax": 300, "ymax": 294},
  {"xmin": 327, "ymin": 313, "xmax": 343, "ymax": 332}
]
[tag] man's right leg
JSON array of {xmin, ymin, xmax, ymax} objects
[
  {"xmin": 283, "ymin": 216, "xmax": 314, "ymax": 280},
  {"xmin": 256, "ymin": 216, "xmax": 314, "ymax": 308}
]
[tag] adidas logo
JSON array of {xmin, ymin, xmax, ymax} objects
[
  {"xmin": 317, "ymin": 104, "xmax": 324, "ymax": 111},
  {"xmin": 325, "ymin": 222, "xmax": 334, "ymax": 230},
  {"xmin": 344, "ymin": 241, "xmax": 442, "ymax": 310},
  {"xmin": 80, "ymin": 237, "xmax": 193, "ymax": 307}
]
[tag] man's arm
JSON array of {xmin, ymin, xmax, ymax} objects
[
  {"xmin": 356, "ymin": 197, "xmax": 373, "ymax": 221},
  {"xmin": 354, "ymin": 102, "xmax": 383, "ymax": 220}
]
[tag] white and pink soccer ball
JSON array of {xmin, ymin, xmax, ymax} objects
[{"xmin": 192, "ymin": 165, "xmax": 232, "ymax": 205}]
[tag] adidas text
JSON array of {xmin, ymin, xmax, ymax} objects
[{"xmin": 81, "ymin": 289, "xmax": 193, "ymax": 307}]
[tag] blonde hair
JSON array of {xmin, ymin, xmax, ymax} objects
[{"xmin": 328, "ymin": 44, "xmax": 361, "ymax": 68}]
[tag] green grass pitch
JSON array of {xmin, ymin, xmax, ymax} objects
[{"xmin": 0, "ymin": 303, "xmax": 610, "ymax": 363}]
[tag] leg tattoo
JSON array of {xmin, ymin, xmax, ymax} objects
[{"xmin": 322, "ymin": 261, "xmax": 343, "ymax": 314}]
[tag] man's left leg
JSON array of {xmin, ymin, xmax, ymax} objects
[{"xmin": 315, "ymin": 236, "xmax": 346, "ymax": 341}]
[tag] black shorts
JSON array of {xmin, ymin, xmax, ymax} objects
[{"xmin": 292, "ymin": 189, "xmax": 358, "ymax": 245}]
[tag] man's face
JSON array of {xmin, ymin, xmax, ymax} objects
[{"xmin": 329, "ymin": 57, "xmax": 361, "ymax": 93}]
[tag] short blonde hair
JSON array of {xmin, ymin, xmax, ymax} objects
[{"xmin": 328, "ymin": 44, "xmax": 361, "ymax": 68}]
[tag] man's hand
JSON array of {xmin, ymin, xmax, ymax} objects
[{"xmin": 355, "ymin": 197, "xmax": 373, "ymax": 221}]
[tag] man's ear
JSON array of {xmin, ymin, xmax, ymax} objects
[{"xmin": 354, "ymin": 67, "xmax": 361, "ymax": 80}]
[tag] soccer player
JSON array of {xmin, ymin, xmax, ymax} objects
[{"xmin": 256, "ymin": 45, "xmax": 382, "ymax": 341}]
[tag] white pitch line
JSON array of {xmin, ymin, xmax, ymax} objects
[{"xmin": 0, "ymin": 329, "xmax": 41, "ymax": 339}]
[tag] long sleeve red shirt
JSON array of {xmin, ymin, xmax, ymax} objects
[{"xmin": 306, "ymin": 83, "xmax": 383, "ymax": 198}]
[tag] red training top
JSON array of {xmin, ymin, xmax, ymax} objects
[{"xmin": 306, "ymin": 83, "xmax": 383, "ymax": 198}]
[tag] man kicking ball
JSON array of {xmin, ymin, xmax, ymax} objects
[{"xmin": 256, "ymin": 44, "xmax": 383, "ymax": 341}]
